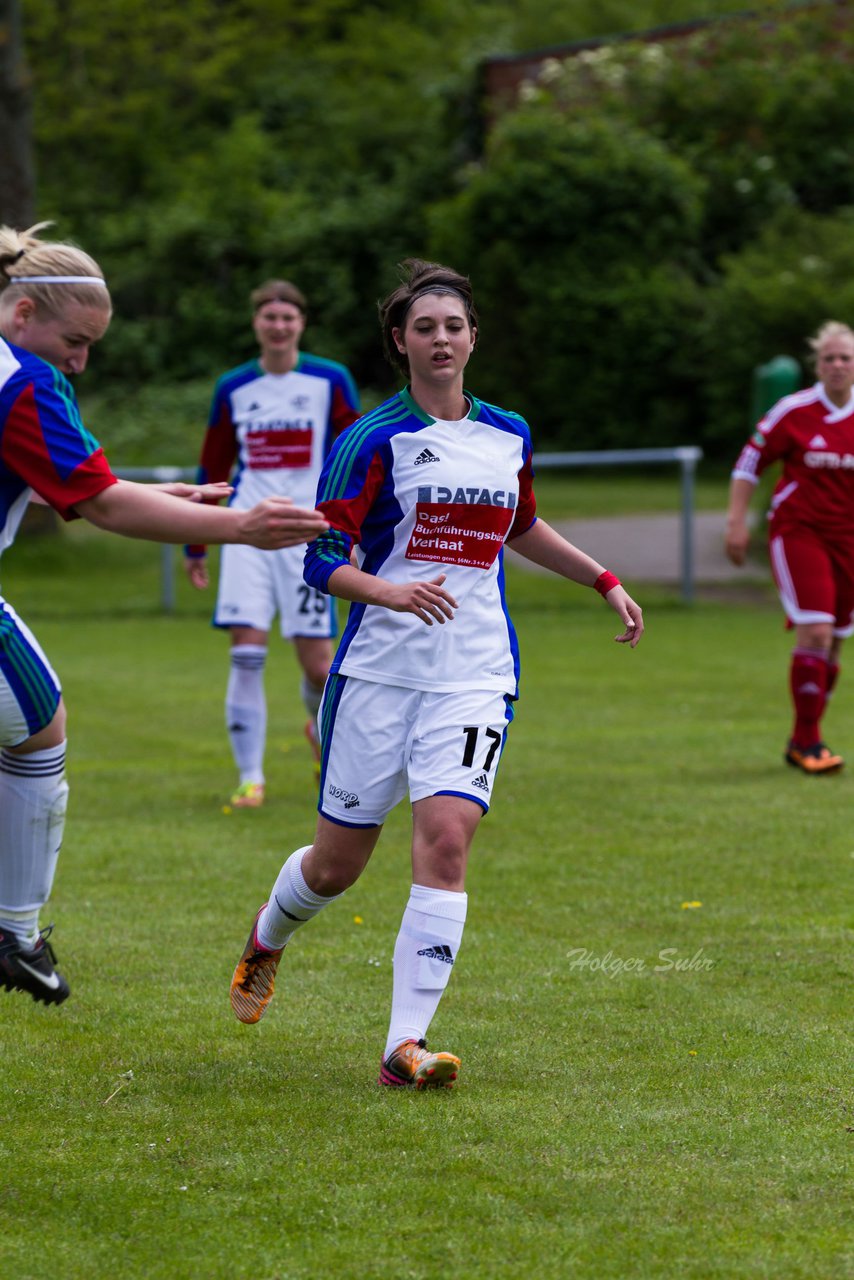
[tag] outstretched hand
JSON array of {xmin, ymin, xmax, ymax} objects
[
  {"xmin": 152, "ymin": 481, "xmax": 234, "ymax": 503},
  {"xmin": 604, "ymin": 585, "xmax": 644, "ymax": 648},
  {"xmin": 238, "ymin": 497, "xmax": 329, "ymax": 550}
]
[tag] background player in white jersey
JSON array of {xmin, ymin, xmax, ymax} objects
[
  {"xmin": 229, "ymin": 259, "xmax": 644, "ymax": 1088},
  {"xmin": 0, "ymin": 223, "xmax": 328, "ymax": 1006},
  {"xmin": 726, "ymin": 321, "xmax": 854, "ymax": 774},
  {"xmin": 184, "ymin": 280, "xmax": 361, "ymax": 808}
]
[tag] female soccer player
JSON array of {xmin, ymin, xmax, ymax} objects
[
  {"xmin": 0, "ymin": 223, "xmax": 328, "ymax": 1005},
  {"xmin": 229, "ymin": 258, "xmax": 643, "ymax": 1088},
  {"xmin": 726, "ymin": 320, "xmax": 854, "ymax": 774},
  {"xmin": 184, "ymin": 280, "xmax": 361, "ymax": 807}
]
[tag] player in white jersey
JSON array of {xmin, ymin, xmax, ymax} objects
[
  {"xmin": 0, "ymin": 224, "xmax": 328, "ymax": 1006},
  {"xmin": 229, "ymin": 259, "xmax": 644, "ymax": 1088},
  {"xmin": 184, "ymin": 279, "xmax": 361, "ymax": 807}
]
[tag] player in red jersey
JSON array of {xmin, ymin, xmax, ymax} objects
[
  {"xmin": 184, "ymin": 280, "xmax": 361, "ymax": 807},
  {"xmin": 726, "ymin": 321, "xmax": 854, "ymax": 773},
  {"xmin": 0, "ymin": 223, "xmax": 328, "ymax": 1005}
]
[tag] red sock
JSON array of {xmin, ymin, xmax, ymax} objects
[
  {"xmin": 789, "ymin": 649, "xmax": 828, "ymax": 748},
  {"xmin": 826, "ymin": 661, "xmax": 841, "ymax": 699}
]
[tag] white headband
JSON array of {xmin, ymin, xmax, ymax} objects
[{"xmin": 9, "ymin": 275, "xmax": 107, "ymax": 286}]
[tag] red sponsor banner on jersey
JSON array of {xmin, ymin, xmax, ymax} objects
[
  {"xmin": 406, "ymin": 502, "xmax": 513, "ymax": 570},
  {"xmin": 246, "ymin": 427, "xmax": 313, "ymax": 470}
]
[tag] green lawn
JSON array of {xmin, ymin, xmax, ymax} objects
[{"xmin": 0, "ymin": 528, "xmax": 850, "ymax": 1279}]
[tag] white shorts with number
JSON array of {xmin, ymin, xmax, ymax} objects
[
  {"xmin": 317, "ymin": 674, "xmax": 515, "ymax": 827},
  {"xmin": 0, "ymin": 597, "xmax": 62, "ymax": 747},
  {"xmin": 213, "ymin": 542, "xmax": 335, "ymax": 639}
]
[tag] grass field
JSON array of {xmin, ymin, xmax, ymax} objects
[{"xmin": 1, "ymin": 522, "xmax": 851, "ymax": 1280}]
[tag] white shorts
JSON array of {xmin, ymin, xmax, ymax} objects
[
  {"xmin": 214, "ymin": 542, "xmax": 335, "ymax": 639},
  {"xmin": 317, "ymin": 675, "xmax": 515, "ymax": 827},
  {"xmin": 0, "ymin": 597, "xmax": 62, "ymax": 746}
]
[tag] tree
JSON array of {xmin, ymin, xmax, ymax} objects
[{"xmin": 0, "ymin": 0, "xmax": 35, "ymax": 228}]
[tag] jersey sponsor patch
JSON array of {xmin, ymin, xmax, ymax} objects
[
  {"xmin": 406, "ymin": 501, "xmax": 513, "ymax": 570},
  {"xmin": 246, "ymin": 426, "xmax": 313, "ymax": 470}
]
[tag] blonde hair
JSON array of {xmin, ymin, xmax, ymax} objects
[
  {"xmin": 807, "ymin": 320, "xmax": 854, "ymax": 366},
  {"xmin": 0, "ymin": 222, "xmax": 111, "ymax": 319}
]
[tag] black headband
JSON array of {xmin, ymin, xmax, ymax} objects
[{"xmin": 401, "ymin": 285, "xmax": 471, "ymax": 323}]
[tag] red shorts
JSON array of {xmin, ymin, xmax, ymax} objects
[{"xmin": 769, "ymin": 527, "xmax": 854, "ymax": 636}]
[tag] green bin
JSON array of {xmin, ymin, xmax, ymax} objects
[{"xmin": 750, "ymin": 355, "xmax": 801, "ymax": 424}]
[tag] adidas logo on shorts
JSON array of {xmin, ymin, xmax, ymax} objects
[{"xmin": 471, "ymin": 772, "xmax": 490, "ymax": 792}]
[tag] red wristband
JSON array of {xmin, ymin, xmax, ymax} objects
[{"xmin": 594, "ymin": 571, "xmax": 621, "ymax": 597}]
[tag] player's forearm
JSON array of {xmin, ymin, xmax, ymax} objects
[
  {"xmin": 76, "ymin": 480, "xmax": 248, "ymax": 544},
  {"xmin": 726, "ymin": 476, "xmax": 755, "ymax": 526},
  {"xmin": 326, "ymin": 563, "xmax": 398, "ymax": 608},
  {"xmin": 508, "ymin": 518, "xmax": 606, "ymax": 585}
]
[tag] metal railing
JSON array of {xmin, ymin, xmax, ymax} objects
[
  {"xmin": 117, "ymin": 445, "xmax": 704, "ymax": 610},
  {"xmin": 532, "ymin": 446, "xmax": 704, "ymax": 603}
]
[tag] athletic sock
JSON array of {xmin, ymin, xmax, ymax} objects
[
  {"xmin": 256, "ymin": 846, "xmax": 340, "ymax": 951},
  {"xmin": 226, "ymin": 645, "xmax": 267, "ymax": 784},
  {"xmin": 790, "ymin": 648, "xmax": 828, "ymax": 748},
  {"xmin": 826, "ymin": 660, "xmax": 841, "ymax": 700},
  {"xmin": 0, "ymin": 742, "xmax": 68, "ymax": 945},
  {"xmin": 383, "ymin": 884, "xmax": 467, "ymax": 1059}
]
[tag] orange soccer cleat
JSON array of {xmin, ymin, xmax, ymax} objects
[
  {"xmin": 229, "ymin": 906, "xmax": 284, "ymax": 1024},
  {"xmin": 784, "ymin": 741, "xmax": 844, "ymax": 775},
  {"xmin": 379, "ymin": 1038, "xmax": 460, "ymax": 1089}
]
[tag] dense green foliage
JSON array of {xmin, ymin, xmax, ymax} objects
[{"xmin": 21, "ymin": 0, "xmax": 854, "ymax": 456}]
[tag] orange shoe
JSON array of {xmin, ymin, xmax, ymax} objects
[
  {"xmin": 785, "ymin": 741, "xmax": 844, "ymax": 775},
  {"xmin": 379, "ymin": 1038, "xmax": 460, "ymax": 1089},
  {"xmin": 230, "ymin": 781, "xmax": 265, "ymax": 808},
  {"xmin": 229, "ymin": 906, "xmax": 284, "ymax": 1024}
]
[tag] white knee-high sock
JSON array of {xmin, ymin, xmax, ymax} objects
[
  {"xmin": 256, "ymin": 846, "xmax": 341, "ymax": 951},
  {"xmin": 384, "ymin": 884, "xmax": 467, "ymax": 1057},
  {"xmin": 0, "ymin": 743, "xmax": 69, "ymax": 945},
  {"xmin": 226, "ymin": 645, "xmax": 267, "ymax": 784}
]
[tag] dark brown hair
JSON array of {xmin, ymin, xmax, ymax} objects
[
  {"xmin": 250, "ymin": 279, "xmax": 307, "ymax": 314},
  {"xmin": 379, "ymin": 258, "xmax": 478, "ymax": 374}
]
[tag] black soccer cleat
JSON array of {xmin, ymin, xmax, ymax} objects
[{"xmin": 0, "ymin": 925, "xmax": 70, "ymax": 1006}]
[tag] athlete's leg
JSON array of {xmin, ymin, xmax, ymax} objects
[
  {"xmin": 226, "ymin": 625, "xmax": 269, "ymax": 801},
  {"xmin": 229, "ymin": 816, "xmax": 381, "ymax": 1024},
  {"xmin": 790, "ymin": 622, "xmax": 833, "ymax": 748},
  {"xmin": 293, "ymin": 635, "xmax": 333, "ymax": 764},
  {"xmin": 0, "ymin": 702, "xmax": 68, "ymax": 946},
  {"xmin": 381, "ymin": 796, "xmax": 479, "ymax": 1062}
]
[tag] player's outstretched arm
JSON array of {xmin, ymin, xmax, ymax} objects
[
  {"xmin": 75, "ymin": 482, "xmax": 328, "ymax": 549},
  {"xmin": 508, "ymin": 517, "xmax": 644, "ymax": 647},
  {"xmin": 327, "ymin": 563, "xmax": 457, "ymax": 627}
]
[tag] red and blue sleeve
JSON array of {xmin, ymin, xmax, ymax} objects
[
  {"xmin": 304, "ymin": 441, "xmax": 387, "ymax": 594},
  {"xmin": 507, "ymin": 445, "xmax": 537, "ymax": 539},
  {"xmin": 1, "ymin": 375, "xmax": 116, "ymax": 521}
]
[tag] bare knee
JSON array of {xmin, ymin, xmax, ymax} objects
[{"xmin": 796, "ymin": 623, "xmax": 833, "ymax": 653}]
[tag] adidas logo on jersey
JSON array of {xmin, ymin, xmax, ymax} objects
[
  {"xmin": 471, "ymin": 772, "xmax": 490, "ymax": 792},
  {"xmin": 417, "ymin": 944, "xmax": 454, "ymax": 964},
  {"xmin": 808, "ymin": 434, "xmax": 828, "ymax": 448},
  {"xmin": 414, "ymin": 448, "xmax": 440, "ymax": 465}
]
